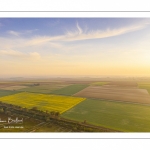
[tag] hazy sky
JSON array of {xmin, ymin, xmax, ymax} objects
[{"xmin": 0, "ymin": 18, "xmax": 150, "ymax": 77}]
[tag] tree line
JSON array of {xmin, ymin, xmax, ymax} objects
[{"xmin": 0, "ymin": 101, "xmax": 118, "ymax": 132}]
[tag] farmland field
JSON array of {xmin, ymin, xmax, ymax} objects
[
  {"xmin": 1, "ymin": 79, "xmax": 150, "ymax": 132},
  {"xmin": 107, "ymin": 81, "xmax": 138, "ymax": 88},
  {"xmin": 0, "ymin": 83, "xmax": 18, "ymax": 89},
  {"xmin": 74, "ymin": 85, "xmax": 150, "ymax": 104},
  {"xmin": 0, "ymin": 85, "xmax": 28, "ymax": 91},
  {"xmin": 91, "ymin": 82, "xmax": 109, "ymax": 86},
  {"xmin": 51, "ymin": 84, "xmax": 89, "ymax": 96},
  {"xmin": 18, "ymin": 83, "xmax": 70, "ymax": 94},
  {"xmin": 0, "ymin": 92, "xmax": 86, "ymax": 113},
  {"xmin": 138, "ymin": 82, "xmax": 150, "ymax": 94},
  {"xmin": 0, "ymin": 90, "xmax": 20, "ymax": 97},
  {"xmin": 61, "ymin": 98, "xmax": 150, "ymax": 132}
]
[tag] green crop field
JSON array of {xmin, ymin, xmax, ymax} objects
[
  {"xmin": 138, "ymin": 83, "xmax": 150, "ymax": 94},
  {"xmin": 0, "ymin": 92, "xmax": 85, "ymax": 114},
  {"xmin": 18, "ymin": 84, "xmax": 70, "ymax": 94},
  {"xmin": 61, "ymin": 98, "xmax": 150, "ymax": 132},
  {"xmin": 0, "ymin": 90, "xmax": 20, "ymax": 98},
  {"xmin": 51, "ymin": 84, "xmax": 89, "ymax": 96},
  {"xmin": 91, "ymin": 82, "xmax": 109, "ymax": 86}
]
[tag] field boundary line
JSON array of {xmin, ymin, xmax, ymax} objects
[{"xmin": 72, "ymin": 85, "xmax": 91, "ymax": 96}]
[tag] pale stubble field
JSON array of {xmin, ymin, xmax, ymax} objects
[{"xmin": 74, "ymin": 81, "xmax": 150, "ymax": 104}]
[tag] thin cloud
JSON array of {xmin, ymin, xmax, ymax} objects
[
  {"xmin": 25, "ymin": 29, "xmax": 39, "ymax": 34},
  {"xmin": 26, "ymin": 36, "xmax": 51, "ymax": 46},
  {"xmin": 0, "ymin": 49, "xmax": 41, "ymax": 60},
  {"xmin": 58, "ymin": 23, "xmax": 148, "ymax": 42},
  {"xmin": 76, "ymin": 22, "xmax": 82, "ymax": 34},
  {"xmin": 8, "ymin": 30, "xmax": 20, "ymax": 36},
  {"xmin": 0, "ymin": 49, "xmax": 24, "ymax": 56},
  {"xmin": 0, "ymin": 22, "xmax": 149, "ymax": 52},
  {"xmin": 25, "ymin": 22, "xmax": 149, "ymax": 45},
  {"xmin": 7, "ymin": 29, "xmax": 38, "ymax": 37}
]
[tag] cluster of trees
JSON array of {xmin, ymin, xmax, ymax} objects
[
  {"xmin": 0, "ymin": 102, "xmax": 49, "ymax": 121},
  {"xmin": 50, "ymin": 111, "xmax": 60, "ymax": 117},
  {"xmin": 31, "ymin": 107, "xmax": 60, "ymax": 116},
  {"xmin": 30, "ymin": 107, "xmax": 60, "ymax": 121}
]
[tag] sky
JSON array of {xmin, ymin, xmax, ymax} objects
[{"xmin": 0, "ymin": 18, "xmax": 150, "ymax": 77}]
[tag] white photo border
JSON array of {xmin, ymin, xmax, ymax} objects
[{"xmin": 0, "ymin": 11, "xmax": 150, "ymax": 139}]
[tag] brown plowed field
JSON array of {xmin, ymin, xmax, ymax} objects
[
  {"xmin": 106, "ymin": 81, "xmax": 138, "ymax": 88},
  {"xmin": 74, "ymin": 83, "xmax": 150, "ymax": 104},
  {"xmin": 0, "ymin": 85, "xmax": 28, "ymax": 90},
  {"xmin": 0, "ymin": 84, "xmax": 18, "ymax": 88}
]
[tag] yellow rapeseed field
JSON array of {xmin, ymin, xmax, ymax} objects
[{"xmin": 0, "ymin": 92, "xmax": 86, "ymax": 113}]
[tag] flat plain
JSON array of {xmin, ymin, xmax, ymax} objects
[
  {"xmin": 91, "ymin": 82, "xmax": 109, "ymax": 86},
  {"xmin": 0, "ymin": 83, "xmax": 19, "ymax": 89},
  {"xmin": 0, "ymin": 90, "xmax": 20, "ymax": 97},
  {"xmin": 1, "ymin": 79, "xmax": 150, "ymax": 132},
  {"xmin": 107, "ymin": 81, "xmax": 138, "ymax": 87},
  {"xmin": 61, "ymin": 98, "xmax": 150, "ymax": 132},
  {"xmin": 0, "ymin": 85, "xmax": 28, "ymax": 90},
  {"xmin": 138, "ymin": 82, "xmax": 150, "ymax": 94},
  {"xmin": 51, "ymin": 84, "xmax": 89, "ymax": 96},
  {"xmin": 0, "ymin": 92, "xmax": 86, "ymax": 114},
  {"xmin": 18, "ymin": 83, "xmax": 70, "ymax": 94},
  {"xmin": 74, "ymin": 81, "xmax": 150, "ymax": 104}
]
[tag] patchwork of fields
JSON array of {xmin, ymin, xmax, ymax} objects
[
  {"xmin": 61, "ymin": 98, "xmax": 150, "ymax": 132},
  {"xmin": 1, "ymin": 80, "xmax": 150, "ymax": 132},
  {"xmin": 0, "ymin": 92, "xmax": 85, "ymax": 114},
  {"xmin": 18, "ymin": 83, "xmax": 70, "ymax": 94},
  {"xmin": 138, "ymin": 82, "xmax": 150, "ymax": 94},
  {"xmin": 0, "ymin": 90, "xmax": 20, "ymax": 97},
  {"xmin": 51, "ymin": 84, "xmax": 89, "ymax": 96}
]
